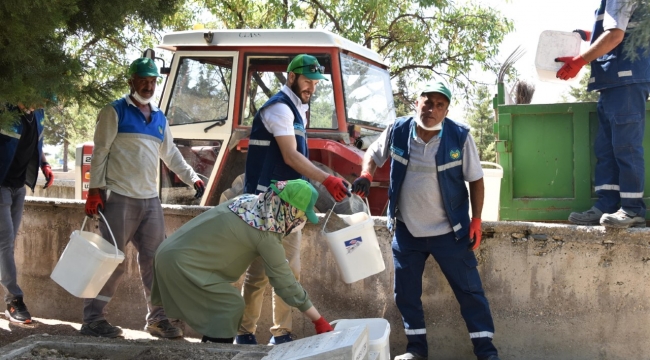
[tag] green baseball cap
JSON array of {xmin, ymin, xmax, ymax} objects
[
  {"xmin": 420, "ymin": 81, "xmax": 452, "ymax": 102},
  {"xmin": 270, "ymin": 179, "xmax": 320, "ymax": 224},
  {"xmin": 287, "ymin": 54, "xmax": 329, "ymax": 81},
  {"xmin": 128, "ymin": 58, "xmax": 162, "ymax": 78}
]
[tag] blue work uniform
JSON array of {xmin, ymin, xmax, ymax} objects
[
  {"xmin": 588, "ymin": 0, "xmax": 650, "ymax": 217},
  {"xmin": 386, "ymin": 117, "xmax": 497, "ymax": 359}
]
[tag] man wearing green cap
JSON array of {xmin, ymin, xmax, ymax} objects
[
  {"xmin": 352, "ymin": 82, "xmax": 500, "ymax": 360},
  {"xmin": 151, "ymin": 180, "xmax": 334, "ymax": 343},
  {"xmin": 81, "ymin": 57, "xmax": 205, "ymax": 339},
  {"xmin": 238, "ymin": 54, "xmax": 350, "ymax": 345}
]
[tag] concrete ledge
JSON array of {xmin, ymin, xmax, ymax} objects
[
  {"xmin": 12, "ymin": 198, "xmax": 650, "ymax": 360},
  {"xmin": 0, "ymin": 335, "xmax": 269, "ymax": 360}
]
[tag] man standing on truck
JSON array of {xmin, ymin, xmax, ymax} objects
[
  {"xmin": 351, "ymin": 82, "xmax": 500, "ymax": 360},
  {"xmin": 237, "ymin": 54, "xmax": 350, "ymax": 345},
  {"xmin": 82, "ymin": 57, "xmax": 205, "ymax": 339},
  {"xmin": 558, "ymin": 0, "xmax": 650, "ymax": 228},
  {"xmin": 1, "ymin": 103, "xmax": 54, "ymax": 325}
]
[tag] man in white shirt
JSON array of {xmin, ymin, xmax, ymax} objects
[{"xmin": 237, "ymin": 54, "xmax": 349, "ymax": 345}]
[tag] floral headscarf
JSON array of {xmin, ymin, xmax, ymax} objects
[{"xmin": 228, "ymin": 181, "xmax": 307, "ymax": 235}]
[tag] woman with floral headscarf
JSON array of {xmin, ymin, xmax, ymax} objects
[{"xmin": 151, "ymin": 179, "xmax": 333, "ymax": 343}]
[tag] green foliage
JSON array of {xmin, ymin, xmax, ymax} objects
[
  {"xmin": 203, "ymin": 0, "xmax": 513, "ymax": 97},
  {"xmin": 465, "ymin": 85, "xmax": 496, "ymax": 162},
  {"xmin": 0, "ymin": 0, "xmax": 185, "ymax": 130},
  {"xmin": 623, "ymin": 1, "xmax": 650, "ymax": 61}
]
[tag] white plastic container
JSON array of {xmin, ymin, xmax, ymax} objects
[
  {"xmin": 51, "ymin": 212, "xmax": 124, "ymax": 298},
  {"xmin": 322, "ymin": 197, "xmax": 386, "ymax": 284},
  {"xmin": 467, "ymin": 161, "xmax": 503, "ymax": 221},
  {"xmin": 331, "ymin": 318, "xmax": 391, "ymax": 360},
  {"xmin": 535, "ymin": 30, "xmax": 583, "ymax": 84}
]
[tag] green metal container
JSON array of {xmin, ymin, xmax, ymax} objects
[{"xmin": 495, "ymin": 83, "xmax": 650, "ymax": 221}]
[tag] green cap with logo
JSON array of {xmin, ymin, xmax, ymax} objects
[
  {"xmin": 128, "ymin": 58, "xmax": 162, "ymax": 78},
  {"xmin": 287, "ymin": 54, "xmax": 329, "ymax": 81},
  {"xmin": 420, "ymin": 81, "xmax": 452, "ymax": 102},
  {"xmin": 270, "ymin": 179, "xmax": 320, "ymax": 224}
]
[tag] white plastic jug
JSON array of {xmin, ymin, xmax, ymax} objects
[
  {"xmin": 466, "ymin": 161, "xmax": 503, "ymax": 221},
  {"xmin": 322, "ymin": 196, "xmax": 386, "ymax": 284},
  {"xmin": 331, "ymin": 318, "xmax": 391, "ymax": 360},
  {"xmin": 535, "ymin": 30, "xmax": 583, "ymax": 84},
  {"xmin": 51, "ymin": 212, "xmax": 124, "ymax": 298}
]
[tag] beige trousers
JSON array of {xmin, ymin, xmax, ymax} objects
[{"xmin": 238, "ymin": 231, "xmax": 302, "ymax": 337}]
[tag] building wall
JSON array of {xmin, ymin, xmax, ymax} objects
[{"xmin": 13, "ymin": 197, "xmax": 650, "ymax": 360}]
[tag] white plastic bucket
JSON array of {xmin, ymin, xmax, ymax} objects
[
  {"xmin": 535, "ymin": 30, "xmax": 583, "ymax": 84},
  {"xmin": 322, "ymin": 197, "xmax": 386, "ymax": 284},
  {"xmin": 51, "ymin": 212, "xmax": 124, "ymax": 298},
  {"xmin": 331, "ymin": 318, "xmax": 391, "ymax": 360},
  {"xmin": 467, "ymin": 161, "xmax": 503, "ymax": 221}
]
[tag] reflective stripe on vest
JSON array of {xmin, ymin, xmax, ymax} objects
[{"xmin": 0, "ymin": 129, "xmax": 21, "ymax": 140}]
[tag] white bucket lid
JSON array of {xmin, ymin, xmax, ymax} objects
[{"xmin": 535, "ymin": 30, "xmax": 583, "ymax": 84}]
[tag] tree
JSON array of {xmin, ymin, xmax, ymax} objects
[
  {"xmin": 201, "ymin": 0, "xmax": 514, "ymax": 99},
  {"xmin": 466, "ymin": 85, "xmax": 496, "ymax": 162},
  {"xmin": 42, "ymin": 104, "xmax": 98, "ymax": 171},
  {"xmin": 0, "ymin": 0, "xmax": 186, "ymax": 130}
]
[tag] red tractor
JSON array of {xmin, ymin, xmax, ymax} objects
[{"xmin": 155, "ymin": 29, "xmax": 395, "ymax": 215}]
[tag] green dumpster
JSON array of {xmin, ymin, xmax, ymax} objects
[{"xmin": 495, "ymin": 84, "xmax": 650, "ymax": 221}]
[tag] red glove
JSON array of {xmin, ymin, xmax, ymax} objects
[
  {"xmin": 573, "ymin": 29, "xmax": 592, "ymax": 42},
  {"xmin": 85, "ymin": 189, "xmax": 105, "ymax": 216},
  {"xmin": 351, "ymin": 171, "xmax": 372, "ymax": 198},
  {"xmin": 322, "ymin": 175, "xmax": 350, "ymax": 202},
  {"xmin": 194, "ymin": 179, "xmax": 205, "ymax": 199},
  {"xmin": 555, "ymin": 55, "xmax": 587, "ymax": 80},
  {"xmin": 312, "ymin": 316, "xmax": 334, "ymax": 334},
  {"xmin": 41, "ymin": 162, "xmax": 54, "ymax": 189},
  {"xmin": 469, "ymin": 218, "xmax": 482, "ymax": 251}
]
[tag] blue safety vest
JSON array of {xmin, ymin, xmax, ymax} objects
[
  {"xmin": 244, "ymin": 92, "xmax": 308, "ymax": 194},
  {"xmin": 387, "ymin": 117, "xmax": 470, "ymax": 239},
  {"xmin": 0, "ymin": 108, "xmax": 46, "ymax": 191},
  {"xmin": 588, "ymin": 0, "xmax": 650, "ymax": 91},
  {"xmin": 111, "ymin": 97, "xmax": 166, "ymax": 142}
]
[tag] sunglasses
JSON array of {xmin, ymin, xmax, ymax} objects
[{"xmin": 290, "ymin": 64, "xmax": 326, "ymax": 74}]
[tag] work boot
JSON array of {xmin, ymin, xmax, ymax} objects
[
  {"xmin": 234, "ymin": 333, "xmax": 258, "ymax": 345},
  {"xmin": 600, "ymin": 210, "xmax": 646, "ymax": 229},
  {"xmin": 145, "ymin": 319, "xmax": 183, "ymax": 338},
  {"xmin": 5, "ymin": 297, "xmax": 32, "ymax": 324},
  {"xmin": 80, "ymin": 320, "xmax": 123, "ymax": 338},
  {"xmin": 268, "ymin": 333, "xmax": 295, "ymax": 345},
  {"xmin": 394, "ymin": 352, "xmax": 427, "ymax": 360},
  {"xmin": 568, "ymin": 206, "xmax": 603, "ymax": 225}
]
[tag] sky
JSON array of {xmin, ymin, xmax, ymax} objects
[{"xmin": 475, "ymin": 0, "xmax": 597, "ymax": 104}]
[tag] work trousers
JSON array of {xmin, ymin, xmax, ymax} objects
[
  {"xmin": 238, "ymin": 230, "xmax": 301, "ymax": 337},
  {"xmin": 0, "ymin": 186, "xmax": 26, "ymax": 303},
  {"xmin": 82, "ymin": 192, "xmax": 167, "ymax": 325},
  {"xmin": 392, "ymin": 221, "xmax": 497, "ymax": 359},
  {"xmin": 594, "ymin": 82, "xmax": 650, "ymax": 217}
]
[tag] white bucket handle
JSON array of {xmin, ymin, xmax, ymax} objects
[
  {"xmin": 81, "ymin": 211, "xmax": 120, "ymax": 258},
  {"xmin": 321, "ymin": 194, "xmax": 371, "ymax": 233}
]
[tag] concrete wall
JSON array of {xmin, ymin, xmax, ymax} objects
[{"xmin": 13, "ymin": 197, "xmax": 650, "ymax": 360}]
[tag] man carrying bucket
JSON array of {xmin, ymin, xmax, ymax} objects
[
  {"xmin": 81, "ymin": 57, "xmax": 205, "ymax": 339},
  {"xmin": 352, "ymin": 82, "xmax": 500, "ymax": 360},
  {"xmin": 237, "ymin": 54, "xmax": 350, "ymax": 345},
  {"xmin": 0, "ymin": 103, "xmax": 54, "ymax": 324},
  {"xmin": 558, "ymin": 0, "xmax": 650, "ymax": 228}
]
